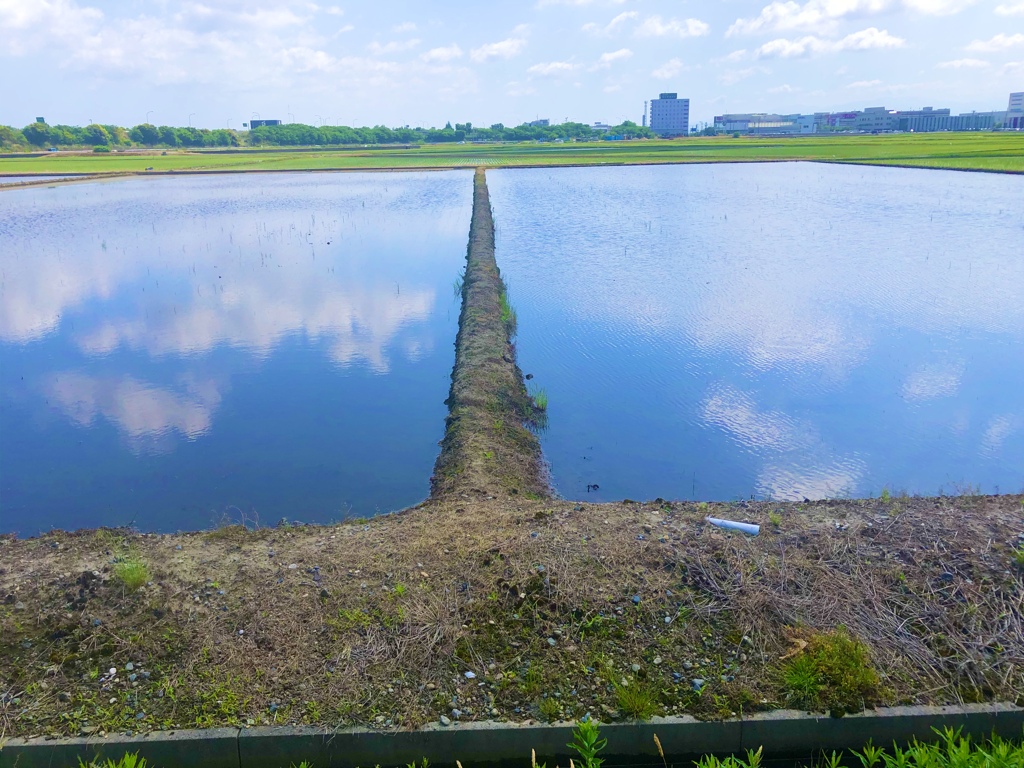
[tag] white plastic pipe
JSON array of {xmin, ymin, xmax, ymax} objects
[{"xmin": 705, "ymin": 516, "xmax": 760, "ymax": 536}]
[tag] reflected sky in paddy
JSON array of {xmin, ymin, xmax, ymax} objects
[
  {"xmin": 0, "ymin": 171, "xmax": 472, "ymax": 533},
  {"xmin": 489, "ymin": 162, "xmax": 1024, "ymax": 503}
]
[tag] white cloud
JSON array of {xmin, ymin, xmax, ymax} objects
[
  {"xmin": 996, "ymin": 1, "xmax": 1024, "ymax": 13},
  {"xmin": 847, "ymin": 78, "xmax": 882, "ymax": 86},
  {"xmin": 323, "ymin": 6, "xmax": 344, "ymax": 15},
  {"xmin": 652, "ymin": 57, "xmax": 684, "ymax": 79},
  {"xmin": 728, "ymin": 0, "xmax": 889, "ymax": 37},
  {"xmin": 936, "ymin": 57, "xmax": 990, "ymax": 67},
  {"xmin": 392, "ymin": 21, "xmax": 416, "ymax": 32},
  {"xmin": 966, "ymin": 33, "xmax": 1024, "ymax": 51},
  {"xmin": 592, "ymin": 47, "xmax": 632, "ymax": 68},
  {"xmin": 719, "ymin": 65, "xmax": 770, "ymax": 84},
  {"xmin": 635, "ymin": 15, "xmax": 710, "ymax": 38},
  {"xmin": 768, "ymin": 83, "xmax": 799, "ymax": 92},
  {"xmin": 582, "ymin": 11, "xmax": 637, "ymax": 35},
  {"xmin": 421, "ymin": 44, "xmax": 463, "ymax": 62},
  {"xmin": 902, "ymin": 0, "xmax": 977, "ymax": 13},
  {"xmin": 1000, "ymin": 60, "xmax": 1024, "ymax": 74},
  {"xmin": 755, "ymin": 26, "xmax": 904, "ymax": 57},
  {"xmin": 367, "ymin": 38, "xmax": 420, "ymax": 55},
  {"xmin": 470, "ymin": 37, "xmax": 527, "ymax": 62},
  {"xmin": 527, "ymin": 60, "xmax": 577, "ymax": 76}
]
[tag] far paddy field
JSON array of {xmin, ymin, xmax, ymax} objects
[{"xmin": 1, "ymin": 132, "xmax": 1023, "ymax": 176}]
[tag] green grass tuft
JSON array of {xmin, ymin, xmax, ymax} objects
[
  {"xmin": 614, "ymin": 680, "xmax": 659, "ymax": 720},
  {"xmin": 112, "ymin": 554, "xmax": 150, "ymax": 592}
]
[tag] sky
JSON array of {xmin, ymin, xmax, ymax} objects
[{"xmin": 0, "ymin": 0, "xmax": 1021, "ymax": 130}]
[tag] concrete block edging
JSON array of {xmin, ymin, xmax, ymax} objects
[{"xmin": 1, "ymin": 704, "xmax": 1021, "ymax": 768}]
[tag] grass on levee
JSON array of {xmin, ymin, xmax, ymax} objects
[{"xmin": 1, "ymin": 132, "xmax": 1022, "ymax": 175}]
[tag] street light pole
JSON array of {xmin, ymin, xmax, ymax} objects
[{"xmin": 146, "ymin": 110, "xmax": 154, "ymax": 124}]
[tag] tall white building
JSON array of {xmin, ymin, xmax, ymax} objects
[
  {"xmin": 649, "ymin": 93, "xmax": 690, "ymax": 136},
  {"xmin": 1007, "ymin": 92, "xmax": 1023, "ymax": 129}
]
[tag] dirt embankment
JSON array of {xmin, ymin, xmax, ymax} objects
[
  {"xmin": 430, "ymin": 168, "xmax": 547, "ymax": 501},
  {"xmin": 1, "ymin": 494, "xmax": 1022, "ymax": 740}
]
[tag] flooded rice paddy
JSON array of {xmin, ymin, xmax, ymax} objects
[
  {"xmin": 488, "ymin": 162, "xmax": 1024, "ymax": 502},
  {"xmin": 0, "ymin": 171, "xmax": 472, "ymax": 533}
]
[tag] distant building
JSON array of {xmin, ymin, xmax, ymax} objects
[
  {"xmin": 248, "ymin": 119, "xmax": 282, "ymax": 129},
  {"xmin": 649, "ymin": 93, "xmax": 689, "ymax": 136},
  {"xmin": 527, "ymin": 119, "xmax": 550, "ymax": 127},
  {"xmin": 35, "ymin": 117, "xmax": 45, "ymax": 124},
  {"xmin": 591, "ymin": 122, "xmax": 612, "ymax": 131},
  {"xmin": 1008, "ymin": 92, "xmax": 1024, "ymax": 130},
  {"xmin": 713, "ymin": 113, "xmax": 816, "ymax": 135}
]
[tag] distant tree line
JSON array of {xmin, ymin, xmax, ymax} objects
[{"xmin": 0, "ymin": 119, "xmax": 654, "ymax": 150}]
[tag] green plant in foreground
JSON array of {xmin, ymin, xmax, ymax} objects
[
  {"xmin": 79, "ymin": 754, "xmax": 149, "ymax": 768},
  {"xmin": 768, "ymin": 510, "xmax": 782, "ymax": 527},
  {"xmin": 696, "ymin": 747, "xmax": 764, "ymax": 768},
  {"xmin": 568, "ymin": 718, "xmax": 608, "ymax": 768},
  {"xmin": 614, "ymin": 679, "xmax": 659, "ymax": 720},
  {"xmin": 112, "ymin": 554, "xmax": 150, "ymax": 592},
  {"xmin": 781, "ymin": 627, "xmax": 880, "ymax": 716},
  {"xmin": 1013, "ymin": 543, "xmax": 1024, "ymax": 569}
]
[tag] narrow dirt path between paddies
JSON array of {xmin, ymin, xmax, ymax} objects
[
  {"xmin": 0, "ymin": 495, "xmax": 1022, "ymax": 740},
  {"xmin": 430, "ymin": 168, "xmax": 547, "ymax": 501}
]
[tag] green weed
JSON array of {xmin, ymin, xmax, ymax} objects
[
  {"xmin": 79, "ymin": 754, "xmax": 149, "ymax": 768},
  {"xmin": 1012, "ymin": 543, "xmax": 1024, "ymax": 569},
  {"xmin": 768, "ymin": 510, "xmax": 782, "ymax": 527},
  {"xmin": 781, "ymin": 627, "xmax": 880, "ymax": 716},
  {"xmin": 112, "ymin": 554, "xmax": 150, "ymax": 592},
  {"xmin": 614, "ymin": 680, "xmax": 659, "ymax": 720},
  {"xmin": 568, "ymin": 718, "xmax": 608, "ymax": 768},
  {"xmin": 499, "ymin": 289, "xmax": 517, "ymax": 338},
  {"xmin": 529, "ymin": 387, "xmax": 548, "ymax": 412},
  {"xmin": 537, "ymin": 696, "xmax": 560, "ymax": 722}
]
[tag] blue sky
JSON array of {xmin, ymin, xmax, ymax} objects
[{"xmin": 1, "ymin": 0, "xmax": 1020, "ymax": 129}]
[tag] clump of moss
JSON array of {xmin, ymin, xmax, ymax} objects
[{"xmin": 781, "ymin": 627, "xmax": 880, "ymax": 717}]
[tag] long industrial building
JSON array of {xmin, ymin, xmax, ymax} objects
[{"xmin": 712, "ymin": 93, "xmax": 1022, "ymax": 134}]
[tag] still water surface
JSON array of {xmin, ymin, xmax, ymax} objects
[
  {"xmin": 489, "ymin": 162, "xmax": 1024, "ymax": 502},
  {"xmin": 1, "ymin": 172, "xmax": 471, "ymax": 533}
]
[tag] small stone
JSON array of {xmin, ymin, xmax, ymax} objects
[
  {"xmin": 740, "ymin": 653, "xmax": 748, "ymax": 663},
  {"xmin": 136, "ymin": 712, "xmax": 145, "ymax": 720},
  {"xmin": 452, "ymin": 708, "xmax": 462, "ymax": 718},
  {"xmin": 288, "ymin": 563, "xmax": 298, "ymax": 569},
  {"xmin": 692, "ymin": 678, "xmax": 705, "ymax": 692},
  {"xmin": 141, "ymin": 671, "xmax": 151, "ymax": 679},
  {"xmin": 125, "ymin": 663, "xmax": 134, "ymax": 672},
  {"xmin": 665, "ymin": 616, "xmax": 672, "ymax": 624},
  {"xmin": 464, "ymin": 671, "xmax": 476, "ymax": 679},
  {"xmin": 238, "ymin": 630, "xmax": 245, "ymax": 635},
  {"xmin": 109, "ymin": 668, "xmax": 117, "ymax": 676},
  {"xmin": 741, "ymin": 635, "xmax": 753, "ymax": 647},
  {"xmin": 653, "ymin": 656, "xmax": 662, "ymax": 665},
  {"xmin": 630, "ymin": 663, "xmax": 641, "ymax": 672},
  {"xmin": 58, "ymin": 692, "xmax": 71, "ymax": 702},
  {"xmin": 80, "ymin": 726, "xmax": 98, "ymax": 735},
  {"xmin": 426, "ymin": 683, "xmax": 436, "ymax": 690},
  {"xmin": 129, "ymin": 674, "xmax": 137, "ymax": 682},
  {"xmin": 547, "ymin": 638, "xmax": 557, "ymax": 646},
  {"xmin": 375, "ymin": 716, "xmax": 385, "ymax": 724},
  {"xmin": 682, "ymin": 661, "xmax": 693, "ymax": 670},
  {"xmin": 631, "ymin": 595, "xmax": 641, "ymax": 605},
  {"xmin": 440, "ymin": 715, "xmax": 452, "ymax": 727},
  {"xmin": 490, "ymin": 708, "xmax": 499, "ymax": 717},
  {"xmin": 92, "ymin": 619, "xmax": 102, "ymax": 627},
  {"xmin": 14, "ymin": 602, "xmax": 25, "ymax": 611}
]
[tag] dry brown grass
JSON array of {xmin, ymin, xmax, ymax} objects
[{"xmin": 1, "ymin": 494, "xmax": 1021, "ymax": 740}]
